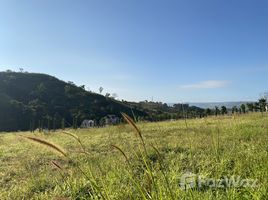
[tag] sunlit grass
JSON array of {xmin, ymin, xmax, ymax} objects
[{"xmin": 0, "ymin": 113, "xmax": 267, "ymax": 199}]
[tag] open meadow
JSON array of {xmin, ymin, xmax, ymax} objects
[{"xmin": 0, "ymin": 113, "xmax": 267, "ymax": 200}]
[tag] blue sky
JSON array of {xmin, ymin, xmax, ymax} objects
[{"xmin": 0, "ymin": 0, "xmax": 267, "ymax": 102}]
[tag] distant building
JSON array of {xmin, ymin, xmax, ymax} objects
[
  {"xmin": 104, "ymin": 115, "xmax": 120, "ymax": 126},
  {"xmin": 81, "ymin": 120, "xmax": 95, "ymax": 128},
  {"xmin": 266, "ymin": 105, "xmax": 268, "ymax": 112}
]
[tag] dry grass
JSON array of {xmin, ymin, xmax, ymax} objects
[
  {"xmin": 0, "ymin": 113, "xmax": 267, "ymax": 199},
  {"xmin": 20, "ymin": 135, "xmax": 67, "ymax": 157}
]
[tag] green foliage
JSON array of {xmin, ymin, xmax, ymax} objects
[
  {"xmin": 258, "ymin": 98, "xmax": 267, "ymax": 113},
  {"xmin": 0, "ymin": 71, "xmax": 207, "ymax": 131},
  {"xmin": 240, "ymin": 104, "xmax": 246, "ymax": 114},
  {"xmin": 0, "ymin": 72, "xmax": 147, "ymax": 131},
  {"xmin": 125, "ymin": 101, "xmax": 205, "ymax": 121},
  {"xmin": 221, "ymin": 106, "xmax": 227, "ymax": 115},
  {"xmin": 215, "ymin": 106, "xmax": 220, "ymax": 116},
  {"xmin": 246, "ymin": 103, "xmax": 254, "ymax": 112}
]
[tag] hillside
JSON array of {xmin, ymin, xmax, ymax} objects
[
  {"xmin": 0, "ymin": 71, "xmax": 205, "ymax": 132},
  {"xmin": 0, "ymin": 71, "xmax": 147, "ymax": 131}
]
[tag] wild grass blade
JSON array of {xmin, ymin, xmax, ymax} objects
[
  {"xmin": 131, "ymin": 108, "xmax": 137, "ymax": 122},
  {"xmin": 152, "ymin": 145, "xmax": 175, "ymax": 200},
  {"xmin": 111, "ymin": 144, "xmax": 129, "ymax": 163},
  {"xmin": 121, "ymin": 112, "xmax": 146, "ymax": 148},
  {"xmin": 51, "ymin": 160, "xmax": 63, "ymax": 171},
  {"xmin": 62, "ymin": 131, "xmax": 79, "ymax": 141},
  {"xmin": 21, "ymin": 135, "xmax": 67, "ymax": 157},
  {"xmin": 62, "ymin": 131, "xmax": 89, "ymax": 155}
]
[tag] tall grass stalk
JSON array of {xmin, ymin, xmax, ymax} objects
[
  {"xmin": 21, "ymin": 135, "xmax": 105, "ymax": 199},
  {"xmin": 121, "ymin": 112, "xmax": 145, "ymax": 149},
  {"xmin": 152, "ymin": 145, "xmax": 175, "ymax": 200},
  {"xmin": 181, "ymin": 103, "xmax": 195, "ymax": 173},
  {"xmin": 20, "ymin": 135, "xmax": 67, "ymax": 157},
  {"xmin": 120, "ymin": 113, "xmax": 161, "ymax": 199},
  {"xmin": 111, "ymin": 144, "xmax": 150, "ymax": 199},
  {"xmin": 62, "ymin": 131, "xmax": 89, "ymax": 155}
]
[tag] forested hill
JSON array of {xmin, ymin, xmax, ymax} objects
[
  {"xmin": 0, "ymin": 71, "xmax": 206, "ymax": 132},
  {"xmin": 0, "ymin": 71, "xmax": 147, "ymax": 131}
]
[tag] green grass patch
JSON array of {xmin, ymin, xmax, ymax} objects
[{"xmin": 0, "ymin": 113, "xmax": 267, "ymax": 199}]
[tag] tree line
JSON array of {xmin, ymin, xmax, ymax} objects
[
  {"xmin": 203, "ymin": 98, "xmax": 267, "ymax": 117},
  {"xmin": 0, "ymin": 71, "xmax": 267, "ymax": 132}
]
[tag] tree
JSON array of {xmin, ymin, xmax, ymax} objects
[
  {"xmin": 259, "ymin": 98, "xmax": 267, "ymax": 114},
  {"xmin": 99, "ymin": 87, "xmax": 104, "ymax": 94},
  {"xmin": 254, "ymin": 102, "xmax": 260, "ymax": 112},
  {"xmin": 205, "ymin": 108, "xmax": 212, "ymax": 116},
  {"xmin": 46, "ymin": 115, "xmax": 51, "ymax": 131},
  {"xmin": 221, "ymin": 106, "xmax": 227, "ymax": 115},
  {"xmin": 246, "ymin": 103, "xmax": 254, "ymax": 112},
  {"xmin": 61, "ymin": 118, "xmax": 65, "ymax": 130},
  {"xmin": 36, "ymin": 83, "xmax": 47, "ymax": 98},
  {"xmin": 215, "ymin": 106, "xmax": 220, "ymax": 116},
  {"xmin": 232, "ymin": 106, "xmax": 238, "ymax": 114},
  {"xmin": 240, "ymin": 104, "xmax": 246, "ymax": 114},
  {"xmin": 80, "ymin": 85, "xmax": 85, "ymax": 90}
]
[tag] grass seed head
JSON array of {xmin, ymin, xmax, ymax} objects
[
  {"xmin": 21, "ymin": 135, "xmax": 67, "ymax": 157},
  {"xmin": 121, "ymin": 112, "xmax": 144, "ymax": 142}
]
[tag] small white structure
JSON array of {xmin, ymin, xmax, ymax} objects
[
  {"xmin": 81, "ymin": 120, "xmax": 95, "ymax": 128},
  {"xmin": 266, "ymin": 105, "xmax": 268, "ymax": 112},
  {"xmin": 105, "ymin": 115, "xmax": 119, "ymax": 125}
]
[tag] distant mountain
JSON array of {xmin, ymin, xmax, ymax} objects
[
  {"xmin": 0, "ymin": 71, "xmax": 147, "ymax": 131},
  {"xmin": 168, "ymin": 102, "xmax": 253, "ymax": 109},
  {"xmin": 188, "ymin": 102, "xmax": 252, "ymax": 109}
]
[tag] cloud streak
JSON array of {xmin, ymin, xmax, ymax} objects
[{"xmin": 180, "ymin": 80, "xmax": 231, "ymax": 89}]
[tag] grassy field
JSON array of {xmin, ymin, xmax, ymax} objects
[{"xmin": 0, "ymin": 113, "xmax": 267, "ymax": 200}]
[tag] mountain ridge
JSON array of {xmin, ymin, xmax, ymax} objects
[{"xmin": 168, "ymin": 102, "xmax": 253, "ymax": 109}]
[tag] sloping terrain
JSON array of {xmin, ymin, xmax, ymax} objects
[{"xmin": 0, "ymin": 71, "xmax": 147, "ymax": 131}]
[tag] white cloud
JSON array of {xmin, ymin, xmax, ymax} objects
[{"xmin": 180, "ymin": 80, "xmax": 231, "ymax": 89}]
